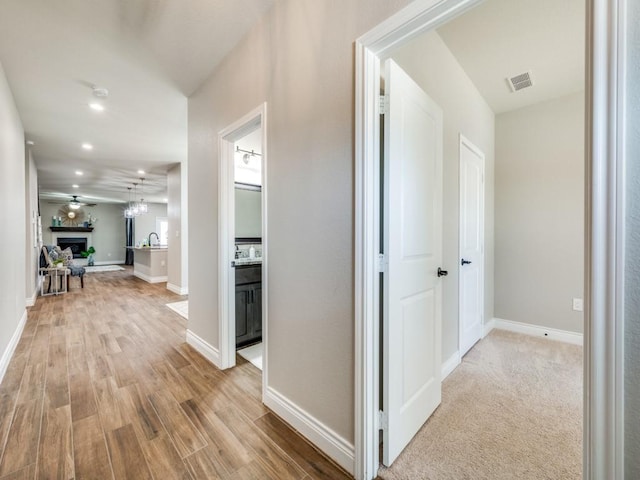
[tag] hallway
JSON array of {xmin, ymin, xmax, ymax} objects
[{"xmin": 0, "ymin": 270, "xmax": 349, "ymax": 479}]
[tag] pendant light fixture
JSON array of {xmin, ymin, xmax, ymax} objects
[
  {"xmin": 138, "ymin": 177, "xmax": 148, "ymax": 214},
  {"xmin": 131, "ymin": 183, "xmax": 140, "ymax": 216},
  {"xmin": 124, "ymin": 187, "xmax": 134, "ymax": 218}
]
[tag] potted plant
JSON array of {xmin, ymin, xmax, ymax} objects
[{"xmin": 81, "ymin": 246, "xmax": 96, "ymax": 266}]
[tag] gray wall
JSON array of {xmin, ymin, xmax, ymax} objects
[
  {"xmin": 391, "ymin": 30, "xmax": 495, "ymax": 362},
  {"xmin": 188, "ymin": 0, "xmax": 413, "ymax": 447},
  {"xmin": 495, "ymin": 92, "xmax": 584, "ymax": 333},
  {"xmin": 235, "ymin": 187, "xmax": 261, "ymax": 238},
  {"xmin": 40, "ymin": 202, "xmax": 127, "ymax": 264},
  {"xmin": 0, "ymin": 60, "xmax": 26, "ymax": 362},
  {"xmin": 625, "ymin": 0, "xmax": 640, "ymax": 474},
  {"xmin": 24, "ymin": 150, "xmax": 39, "ymax": 303}
]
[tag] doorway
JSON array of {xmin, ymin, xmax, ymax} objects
[
  {"xmin": 218, "ymin": 104, "xmax": 268, "ymax": 393},
  {"xmin": 354, "ymin": 1, "xmax": 622, "ymax": 479}
]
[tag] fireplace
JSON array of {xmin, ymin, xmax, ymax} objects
[{"xmin": 56, "ymin": 237, "xmax": 87, "ymax": 259}]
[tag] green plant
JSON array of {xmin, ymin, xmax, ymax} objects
[{"xmin": 80, "ymin": 246, "xmax": 96, "ymax": 258}]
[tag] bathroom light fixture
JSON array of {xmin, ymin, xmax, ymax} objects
[
  {"xmin": 89, "ymin": 102, "xmax": 104, "ymax": 112},
  {"xmin": 82, "ymin": 143, "xmax": 93, "ymax": 150}
]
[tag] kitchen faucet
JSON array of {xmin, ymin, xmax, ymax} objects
[{"xmin": 148, "ymin": 232, "xmax": 159, "ymax": 247}]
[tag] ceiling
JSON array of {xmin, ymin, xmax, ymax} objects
[
  {"xmin": 437, "ymin": 0, "xmax": 585, "ymax": 114},
  {"xmin": 0, "ymin": 0, "xmax": 274, "ymax": 204}
]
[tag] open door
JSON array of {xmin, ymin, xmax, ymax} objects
[{"xmin": 382, "ymin": 59, "xmax": 443, "ymax": 466}]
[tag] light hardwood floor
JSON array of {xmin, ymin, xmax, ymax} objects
[{"xmin": 0, "ymin": 268, "xmax": 352, "ymax": 479}]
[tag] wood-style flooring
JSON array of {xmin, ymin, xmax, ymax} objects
[{"xmin": 0, "ymin": 268, "xmax": 352, "ymax": 479}]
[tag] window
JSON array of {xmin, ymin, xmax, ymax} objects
[{"xmin": 156, "ymin": 217, "xmax": 168, "ymax": 246}]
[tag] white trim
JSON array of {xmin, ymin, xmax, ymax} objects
[
  {"xmin": 186, "ymin": 329, "xmax": 220, "ymax": 368},
  {"xmin": 585, "ymin": 1, "xmax": 626, "ymax": 478},
  {"xmin": 133, "ymin": 271, "xmax": 167, "ymax": 283},
  {"xmin": 264, "ymin": 386, "xmax": 354, "ymax": 475},
  {"xmin": 218, "ymin": 103, "xmax": 267, "ymax": 374},
  {"xmin": 25, "ymin": 288, "xmax": 38, "ymax": 307},
  {"xmin": 166, "ymin": 283, "xmax": 189, "ymax": 295},
  {"xmin": 483, "ymin": 317, "xmax": 496, "ymax": 337},
  {"xmin": 0, "ymin": 310, "xmax": 27, "ymax": 383},
  {"xmin": 441, "ymin": 351, "xmax": 461, "ymax": 380},
  {"xmin": 489, "ymin": 318, "xmax": 583, "ymax": 346},
  {"xmin": 94, "ymin": 260, "xmax": 125, "ymax": 266},
  {"xmin": 355, "ymin": 1, "xmax": 484, "ymax": 478}
]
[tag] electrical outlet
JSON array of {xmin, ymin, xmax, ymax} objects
[{"xmin": 572, "ymin": 298, "xmax": 583, "ymax": 312}]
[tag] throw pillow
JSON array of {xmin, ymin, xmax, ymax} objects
[{"xmin": 61, "ymin": 247, "xmax": 74, "ymax": 266}]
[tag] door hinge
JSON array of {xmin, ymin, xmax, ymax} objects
[
  {"xmin": 379, "ymin": 95, "xmax": 388, "ymax": 115},
  {"xmin": 377, "ymin": 253, "xmax": 387, "ymax": 273},
  {"xmin": 378, "ymin": 410, "xmax": 387, "ymax": 431}
]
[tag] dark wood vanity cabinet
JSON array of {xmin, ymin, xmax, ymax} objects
[{"xmin": 235, "ymin": 264, "xmax": 262, "ymax": 348}]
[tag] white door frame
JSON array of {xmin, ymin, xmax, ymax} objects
[
  {"xmin": 354, "ymin": 1, "xmax": 625, "ymax": 479},
  {"xmin": 218, "ymin": 103, "xmax": 268, "ymax": 391},
  {"xmin": 458, "ymin": 134, "xmax": 485, "ymax": 357}
]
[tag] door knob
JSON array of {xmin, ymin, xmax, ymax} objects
[
  {"xmin": 461, "ymin": 258, "xmax": 472, "ymax": 265},
  {"xmin": 437, "ymin": 267, "xmax": 448, "ymax": 277}
]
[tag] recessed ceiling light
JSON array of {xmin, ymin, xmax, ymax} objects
[
  {"xmin": 26, "ymin": 140, "xmax": 35, "ymax": 146},
  {"xmin": 138, "ymin": 170, "xmax": 145, "ymax": 175},
  {"xmin": 75, "ymin": 170, "xmax": 83, "ymax": 176},
  {"xmin": 82, "ymin": 143, "xmax": 93, "ymax": 150},
  {"xmin": 89, "ymin": 102, "xmax": 104, "ymax": 112},
  {"xmin": 72, "ymin": 184, "xmax": 79, "ymax": 188},
  {"xmin": 163, "ymin": 198, "xmax": 168, "ymax": 202}
]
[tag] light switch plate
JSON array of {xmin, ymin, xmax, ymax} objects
[{"xmin": 572, "ymin": 298, "xmax": 583, "ymax": 312}]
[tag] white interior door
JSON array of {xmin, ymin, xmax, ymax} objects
[
  {"xmin": 382, "ymin": 59, "xmax": 443, "ymax": 466},
  {"xmin": 458, "ymin": 135, "xmax": 485, "ymax": 356}
]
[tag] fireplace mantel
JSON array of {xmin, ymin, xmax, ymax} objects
[{"xmin": 49, "ymin": 226, "xmax": 94, "ymax": 232}]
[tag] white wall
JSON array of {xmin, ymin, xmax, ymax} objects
[
  {"xmin": 0, "ymin": 60, "xmax": 26, "ymax": 371},
  {"xmin": 495, "ymin": 92, "xmax": 584, "ymax": 333},
  {"xmin": 235, "ymin": 187, "xmax": 261, "ymax": 238},
  {"xmin": 188, "ymin": 0, "xmax": 413, "ymax": 458},
  {"xmin": 391, "ymin": 31, "xmax": 496, "ymax": 362},
  {"xmin": 167, "ymin": 164, "xmax": 188, "ymax": 294},
  {"xmin": 24, "ymin": 150, "xmax": 39, "ymax": 305},
  {"xmin": 40, "ymin": 202, "xmax": 127, "ymax": 264},
  {"xmin": 625, "ymin": 0, "xmax": 640, "ymax": 473},
  {"xmin": 133, "ymin": 203, "xmax": 168, "ymax": 246}
]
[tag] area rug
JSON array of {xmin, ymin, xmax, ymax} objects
[
  {"xmin": 83, "ymin": 265, "xmax": 125, "ymax": 273},
  {"xmin": 378, "ymin": 330, "xmax": 582, "ymax": 480},
  {"xmin": 238, "ymin": 342, "xmax": 263, "ymax": 370},
  {"xmin": 166, "ymin": 300, "xmax": 189, "ymax": 320}
]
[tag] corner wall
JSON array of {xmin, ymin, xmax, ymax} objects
[
  {"xmin": 188, "ymin": 0, "xmax": 413, "ymax": 465},
  {"xmin": 495, "ymin": 92, "xmax": 584, "ymax": 334},
  {"xmin": 391, "ymin": 30, "xmax": 496, "ymax": 362},
  {"xmin": 0, "ymin": 60, "xmax": 26, "ymax": 376},
  {"xmin": 25, "ymin": 150, "xmax": 39, "ymax": 305}
]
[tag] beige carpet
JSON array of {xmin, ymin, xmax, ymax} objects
[{"xmin": 378, "ymin": 330, "xmax": 582, "ymax": 480}]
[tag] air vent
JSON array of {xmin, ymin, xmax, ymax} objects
[{"xmin": 507, "ymin": 71, "xmax": 533, "ymax": 92}]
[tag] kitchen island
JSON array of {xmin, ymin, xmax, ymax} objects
[{"xmin": 127, "ymin": 246, "xmax": 168, "ymax": 283}]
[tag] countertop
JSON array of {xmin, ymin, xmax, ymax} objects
[{"xmin": 234, "ymin": 258, "xmax": 262, "ymax": 266}]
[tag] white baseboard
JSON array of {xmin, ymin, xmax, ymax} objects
[
  {"xmin": 167, "ymin": 283, "xmax": 189, "ymax": 295},
  {"xmin": 483, "ymin": 317, "xmax": 497, "ymax": 337},
  {"xmin": 0, "ymin": 310, "xmax": 27, "ymax": 383},
  {"xmin": 94, "ymin": 260, "xmax": 125, "ymax": 266},
  {"xmin": 441, "ymin": 350, "xmax": 461, "ymax": 380},
  {"xmin": 25, "ymin": 288, "xmax": 38, "ymax": 307},
  {"xmin": 186, "ymin": 330, "xmax": 221, "ymax": 368},
  {"xmin": 488, "ymin": 317, "xmax": 583, "ymax": 346},
  {"xmin": 133, "ymin": 271, "xmax": 168, "ymax": 284},
  {"xmin": 264, "ymin": 386, "xmax": 355, "ymax": 475}
]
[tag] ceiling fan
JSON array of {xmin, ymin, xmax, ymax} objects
[{"xmin": 47, "ymin": 195, "xmax": 97, "ymax": 208}]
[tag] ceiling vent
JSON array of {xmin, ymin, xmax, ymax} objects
[{"xmin": 507, "ymin": 71, "xmax": 533, "ymax": 92}]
